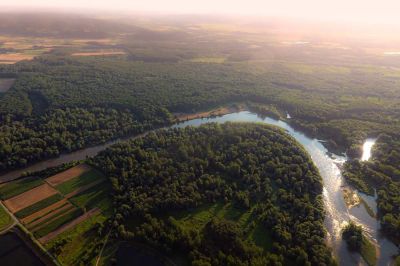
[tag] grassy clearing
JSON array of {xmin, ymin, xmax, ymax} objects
[
  {"xmin": 33, "ymin": 208, "xmax": 83, "ymax": 238},
  {"xmin": 69, "ymin": 181, "xmax": 112, "ymax": 213},
  {"xmin": 0, "ymin": 177, "xmax": 43, "ymax": 200},
  {"xmin": 249, "ymin": 223, "xmax": 273, "ymax": 251},
  {"xmin": 0, "ymin": 204, "xmax": 13, "ymax": 231},
  {"xmin": 360, "ymin": 237, "xmax": 377, "ymax": 266},
  {"xmin": 45, "ymin": 212, "xmax": 109, "ymax": 265},
  {"xmin": 56, "ymin": 169, "xmax": 105, "ymax": 195},
  {"xmin": 170, "ymin": 202, "xmax": 270, "ymax": 252},
  {"xmin": 14, "ymin": 194, "xmax": 63, "ymax": 219}
]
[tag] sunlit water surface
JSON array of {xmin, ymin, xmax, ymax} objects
[{"xmin": 0, "ymin": 111, "xmax": 398, "ymax": 265}]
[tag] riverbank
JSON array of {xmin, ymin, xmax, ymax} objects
[
  {"xmin": 174, "ymin": 105, "xmax": 245, "ymax": 122},
  {"xmin": 0, "ymin": 109, "xmax": 397, "ymax": 265}
]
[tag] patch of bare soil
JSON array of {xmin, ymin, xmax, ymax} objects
[{"xmin": 3, "ymin": 184, "xmax": 58, "ymax": 213}]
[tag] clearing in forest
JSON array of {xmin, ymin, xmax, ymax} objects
[{"xmin": 3, "ymin": 184, "xmax": 58, "ymax": 213}]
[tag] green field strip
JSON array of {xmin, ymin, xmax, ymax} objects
[
  {"xmin": 0, "ymin": 177, "xmax": 43, "ymax": 200},
  {"xmin": 24, "ymin": 202, "xmax": 70, "ymax": 225},
  {"xmin": 33, "ymin": 208, "xmax": 83, "ymax": 238},
  {"xmin": 27, "ymin": 204, "xmax": 75, "ymax": 230},
  {"xmin": 14, "ymin": 194, "xmax": 63, "ymax": 219}
]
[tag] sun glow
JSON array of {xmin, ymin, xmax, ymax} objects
[{"xmin": 2, "ymin": 0, "xmax": 400, "ymax": 25}]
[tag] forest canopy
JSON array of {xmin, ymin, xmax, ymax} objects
[{"xmin": 91, "ymin": 123, "xmax": 335, "ymax": 265}]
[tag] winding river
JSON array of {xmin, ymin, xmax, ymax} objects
[{"xmin": 0, "ymin": 111, "xmax": 398, "ymax": 265}]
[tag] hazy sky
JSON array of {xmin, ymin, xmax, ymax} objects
[{"xmin": 3, "ymin": 0, "xmax": 400, "ymax": 24}]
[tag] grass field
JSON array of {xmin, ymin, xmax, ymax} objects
[
  {"xmin": 0, "ymin": 204, "xmax": 13, "ymax": 231},
  {"xmin": 45, "ymin": 212, "xmax": 109, "ymax": 265},
  {"xmin": 56, "ymin": 169, "xmax": 105, "ymax": 195},
  {"xmin": 0, "ymin": 176, "xmax": 43, "ymax": 200},
  {"xmin": 15, "ymin": 194, "xmax": 63, "ymax": 219}
]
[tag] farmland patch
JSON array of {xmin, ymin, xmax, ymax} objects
[
  {"xmin": 3, "ymin": 184, "xmax": 58, "ymax": 213},
  {"xmin": 45, "ymin": 164, "xmax": 92, "ymax": 187},
  {"xmin": 55, "ymin": 168, "xmax": 105, "ymax": 195},
  {"xmin": 0, "ymin": 176, "xmax": 43, "ymax": 200}
]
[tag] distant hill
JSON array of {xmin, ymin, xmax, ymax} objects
[{"xmin": 0, "ymin": 13, "xmax": 137, "ymax": 38}]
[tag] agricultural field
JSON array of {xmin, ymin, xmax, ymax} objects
[
  {"xmin": 0, "ymin": 163, "xmax": 112, "ymax": 262},
  {"xmin": 53, "ymin": 167, "xmax": 106, "ymax": 195},
  {"xmin": 0, "ymin": 231, "xmax": 44, "ymax": 266},
  {"xmin": 3, "ymin": 184, "xmax": 58, "ymax": 213},
  {"xmin": 0, "ymin": 176, "xmax": 43, "ymax": 200}
]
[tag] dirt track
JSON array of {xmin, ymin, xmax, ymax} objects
[
  {"xmin": 3, "ymin": 184, "xmax": 58, "ymax": 213},
  {"xmin": 46, "ymin": 164, "xmax": 92, "ymax": 186}
]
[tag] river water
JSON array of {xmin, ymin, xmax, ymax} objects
[{"xmin": 0, "ymin": 111, "xmax": 398, "ymax": 265}]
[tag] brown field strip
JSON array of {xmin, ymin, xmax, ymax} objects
[
  {"xmin": 3, "ymin": 184, "xmax": 58, "ymax": 213},
  {"xmin": 27, "ymin": 203, "xmax": 74, "ymax": 230},
  {"xmin": 0, "ymin": 53, "xmax": 35, "ymax": 64},
  {"xmin": 21, "ymin": 199, "xmax": 68, "ymax": 224},
  {"xmin": 39, "ymin": 208, "xmax": 101, "ymax": 244},
  {"xmin": 30, "ymin": 207, "xmax": 77, "ymax": 232},
  {"xmin": 65, "ymin": 179, "xmax": 105, "ymax": 199},
  {"xmin": 46, "ymin": 164, "xmax": 92, "ymax": 186}
]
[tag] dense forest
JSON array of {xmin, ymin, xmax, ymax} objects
[
  {"xmin": 1, "ymin": 52, "xmax": 400, "ymax": 171},
  {"xmin": 1, "ymin": 16, "xmax": 400, "ymax": 254},
  {"xmin": 91, "ymin": 123, "xmax": 335, "ymax": 265}
]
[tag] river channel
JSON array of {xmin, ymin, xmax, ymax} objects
[{"xmin": 0, "ymin": 111, "xmax": 398, "ymax": 265}]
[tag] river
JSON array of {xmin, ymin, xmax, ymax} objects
[{"xmin": 0, "ymin": 111, "xmax": 398, "ymax": 265}]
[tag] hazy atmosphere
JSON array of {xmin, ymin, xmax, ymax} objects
[
  {"xmin": 0, "ymin": 1, "xmax": 399, "ymax": 266},
  {"xmin": 3, "ymin": 0, "xmax": 400, "ymax": 24}
]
